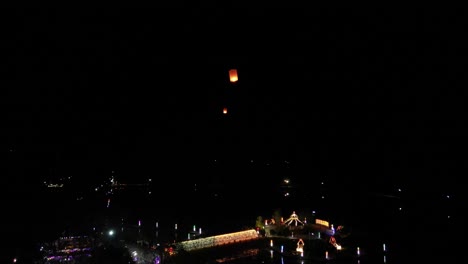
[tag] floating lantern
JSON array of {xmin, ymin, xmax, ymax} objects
[
  {"xmin": 223, "ymin": 107, "xmax": 228, "ymax": 114},
  {"xmin": 229, "ymin": 69, "xmax": 238, "ymax": 83}
]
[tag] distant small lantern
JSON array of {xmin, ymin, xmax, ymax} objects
[
  {"xmin": 229, "ymin": 69, "xmax": 238, "ymax": 83},
  {"xmin": 223, "ymin": 107, "xmax": 228, "ymax": 114}
]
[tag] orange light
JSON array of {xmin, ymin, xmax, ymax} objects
[
  {"xmin": 223, "ymin": 107, "xmax": 228, "ymax": 114},
  {"xmin": 229, "ymin": 69, "xmax": 238, "ymax": 83}
]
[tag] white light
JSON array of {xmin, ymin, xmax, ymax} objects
[{"xmin": 109, "ymin": 230, "xmax": 114, "ymax": 236}]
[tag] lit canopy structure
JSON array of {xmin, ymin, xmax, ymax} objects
[{"xmin": 283, "ymin": 211, "xmax": 304, "ymax": 226}]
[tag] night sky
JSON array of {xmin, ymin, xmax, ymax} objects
[
  {"xmin": 3, "ymin": 8, "xmax": 467, "ymax": 207},
  {"xmin": 2, "ymin": 8, "xmax": 468, "ymax": 263}
]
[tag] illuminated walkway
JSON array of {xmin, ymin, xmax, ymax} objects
[{"xmin": 175, "ymin": 229, "xmax": 259, "ymax": 252}]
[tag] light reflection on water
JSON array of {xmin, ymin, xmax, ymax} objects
[
  {"xmin": 204, "ymin": 239, "xmax": 400, "ymax": 264},
  {"xmin": 214, "ymin": 239, "xmax": 456, "ymax": 264},
  {"xmin": 218, "ymin": 249, "xmax": 395, "ymax": 264},
  {"xmin": 224, "ymin": 255, "xmax": 395, "ymax": 264}
]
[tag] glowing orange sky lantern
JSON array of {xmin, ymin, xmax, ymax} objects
[
  {"xmin": 223, "ymin": 107, "xmax": 228, "ymax": 114},
  {"xmin": 229, "ymin": 69, "xmax": 238, "ymax": 83}
]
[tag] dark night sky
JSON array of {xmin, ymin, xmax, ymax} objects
[{"xmin": 3, "ymin": 8, "xmax": 467, "ymax": 196}]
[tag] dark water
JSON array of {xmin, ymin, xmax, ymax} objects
[{"xmin": 1, "ymin": 183, "xmax": 462, "ymax": 263}]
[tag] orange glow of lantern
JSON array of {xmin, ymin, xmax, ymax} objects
[
  {"xmin": 223, "ymin": 107, "xmax": 228, "ymax": 114},
  {"xmin": 229, "ymin": 69, "xmax": 238, "ymax": 83}
]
